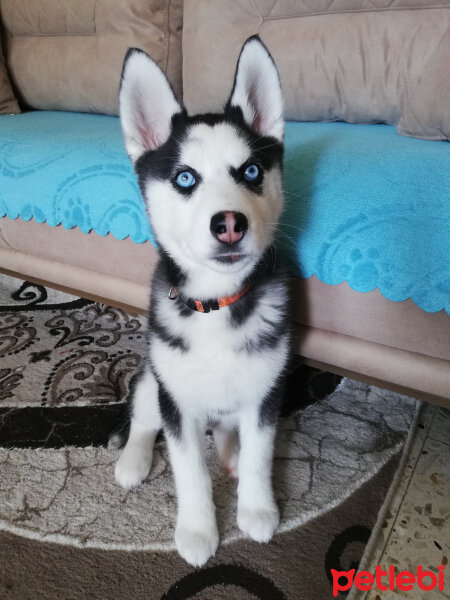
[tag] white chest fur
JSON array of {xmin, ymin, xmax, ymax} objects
[{"xmin": 150, "ymin": 290, "xmax": 289, "ymax": 419}]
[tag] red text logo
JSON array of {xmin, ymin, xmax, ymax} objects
[{"xmin": 331, "ymin": 564, "xmax": 446, "ymax": 596}]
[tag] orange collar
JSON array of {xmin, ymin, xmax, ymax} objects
[{"xmin": 168, "ymin": 285, "xmax": 251, "ymax": 313}]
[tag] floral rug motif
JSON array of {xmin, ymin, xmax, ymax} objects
[{"xmin": 0, "ymin": 278, "xmax": 145, "ymax": 409}]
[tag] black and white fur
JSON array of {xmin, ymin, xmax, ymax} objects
[{"xmin": 114, "ymin": 36, "xmax": 292, "ymax": 567}]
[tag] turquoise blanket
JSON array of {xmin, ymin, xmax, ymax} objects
[
  {"xmin": 1, "ymin": 112, "xmax": 449, "ymax": 314},
  {"xmin": 0, "ymin": 112, "xmax": 149, "ymax": 242},
  {"xmin": 281, "ymin": 122, "xmax": 450, "ymax": 315}
]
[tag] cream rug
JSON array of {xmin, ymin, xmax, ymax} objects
[{"xmin": 0, "ymin": 274, "xmax": 419, "ymax": 600}]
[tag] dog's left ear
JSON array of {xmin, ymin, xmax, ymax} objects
[
  {"xmin": 119, "ymin": 48, "xmax": 184, "ymax": 163},
  {"xmin": 227, "ymin": 36, "xmax": 284, "ymax": 142}
]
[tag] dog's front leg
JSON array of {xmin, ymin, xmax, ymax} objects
[
  {"xmin": 237, "ymin": 408, "xmax": 279, "ymax": 542},
  {"xmin": 115, "ymin": 366, "xmax": 161, "ymax": 489},
  {"xmin": 167, "ymin": 417, "xmax": 219, "ymax": 567}
]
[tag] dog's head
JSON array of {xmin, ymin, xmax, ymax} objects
[{"xmin": 120, "ymin": 36, "xmax": 284, "ymax": 295}]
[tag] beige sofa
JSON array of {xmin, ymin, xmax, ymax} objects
[{"xmin": 0, "ymin": 0, "xmax": 449, "ymax": 406}]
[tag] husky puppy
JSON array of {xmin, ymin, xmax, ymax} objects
[{"xmin": 115, "ymin": 36, "xmax": 291, "ymax": 567}]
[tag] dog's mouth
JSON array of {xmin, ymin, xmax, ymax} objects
[{"xmin": 214, "ymin": 252, "xmax": 246, "ymax": 264}]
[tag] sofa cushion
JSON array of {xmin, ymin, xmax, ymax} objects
[
  {"xmin": 182, "ymin": 0, "xmax": 450, "ymax": 132},
  {"xmin": 397, "ymin": 25, "xmax": 450, "ymax": 141},
  {"xmin": 0, "ymin": 0, "xmax": 183, "ymax": 115},
  {"xmin": 0, "ymin": 111, "xmax": 448, "ymax": 314},
  {"xmin": 0, "ymin": 27, "xmax": 19, "ymax": 114},
  {"xmin": 2, "ymin": 217, "xmax": 449, "ymax": 366}
]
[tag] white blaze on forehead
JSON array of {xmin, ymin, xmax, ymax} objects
[{"xmin": 179, "ymin": 123, "xmax": 251, "ymax": 177}]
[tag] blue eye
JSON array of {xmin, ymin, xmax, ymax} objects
[
  {"xmin": 176, "ymin": 170, "xmax": 196, "ymax": 188},
  {"xmin": 244, "ymin": 164, "xmax": 260, "ymax": 182}
]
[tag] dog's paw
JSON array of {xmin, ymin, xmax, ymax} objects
[
  {"xmin": 237, "ymin": 505, "xmax": 280, "ymax": 543},
  {"xmin": 224, "ymin": 451, "xmax": 239, "ymax": 479},
  {"xmin": 114, "ymin": 445, "xmax": 152, "ymax": 490},
  {"xmin": 213, "ymin": 427, "xmax": 239, "ymax": 479},
  {"xmin": 175, "ymin": 523, "xmax": 219, "ymax": 567}
]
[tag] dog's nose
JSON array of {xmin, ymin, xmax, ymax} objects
[{"xmin": 210, "ymin": 211, "xmax": 248, "ymax": 244}]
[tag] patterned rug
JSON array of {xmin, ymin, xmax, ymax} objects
[{"xmin": 0, "ymin": 274, "xmax": 420, "ymax": 600}]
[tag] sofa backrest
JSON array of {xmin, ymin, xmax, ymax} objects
[
  {"xmin": 0, "ymin": 23, "xmax": 19, "ymax": 114},
  {"xmin": 1, "ymin": 0, "xmax": 183, "ymax": 116},
  {"xmin": 182, "ymin": 0, "xmax": 450, "ymax": 139},
  {"xmin": 2, "ymin": 0, "xmax": 449, "ymax": 141}
]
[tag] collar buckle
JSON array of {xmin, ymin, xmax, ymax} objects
[{"xmin": 168, "ymin": 286, "xmax": 178, "ymax": 300}]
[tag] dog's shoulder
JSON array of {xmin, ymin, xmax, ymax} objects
[{"xmin": 228, "ymin": 253, "xmax": 292, "ymax": 326}]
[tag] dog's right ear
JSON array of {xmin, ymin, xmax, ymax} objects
[
  {"xmin": 119, "ymin": 49, "xmax": 183, "ymax": 163},
  {"xmin": 227, "ymin": 36, "xmax": 284, "ymax": 142}
]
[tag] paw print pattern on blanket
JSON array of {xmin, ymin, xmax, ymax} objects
[
  {"xmin": 63, "ymin": 197, "xmax": 92, "ymax": 232},
  {"xmin": 53, "ymin": 164, "xmax": 150, "ymax": 240},
  {"xmin": 337, "ymin": 247, "xmax": 395, "ymax": 292},
  {"xmin": 316, "ymin": 207, "xmax": 450, "ymax": 312}
]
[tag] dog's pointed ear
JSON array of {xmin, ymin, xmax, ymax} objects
[
  {"xmin": 227, "ymin": 36, "xmax": 284, "ymax": 142},
  {"xmin": 119, "ymin": 49, "xmax": 183, "ymax": 163}
]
